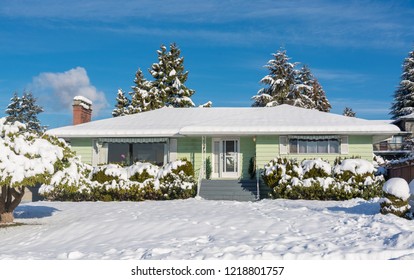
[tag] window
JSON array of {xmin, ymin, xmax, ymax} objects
[
  {"xmin": 289, "ymin": 137, "xmax": 340, "ymax": 154},
  {"xmin": 132, "ymin": 143, "xmax": 165, "ymax": 166},
  {"xmin": 108, "ymin": 143, "xmax": 130, "ymax": 165},
  {"xmin": 107, "ymin": 142, "xmax": 165, "ymax": 166}
]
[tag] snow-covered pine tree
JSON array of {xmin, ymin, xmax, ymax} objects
[
  {"xmin": 253, "ymin": 51, "xmax": 332, "ymax": 112},
  {"xmin": 199, "ymin": 101, "xmax": 213, "ymax": 108},
  {"xmin": 20, "ymin": 91, "xmax": 45, "ymax": 133},
  {"xmin": 343, "ymin": 107, "xmax": 356, "ymax": 117},
  {"xmin": 6, "ymin": 91, "xmax": 44, "ymax": 133},
  {"xmin": 129, "ymin": 69, "xmax": 163, "ymax": 114},
  {"xmin": 295, "ymin": 65, "xmax": 331, "ymax": 112},
  {"xmin": 253, "ymin": 49, "xmax": 316, "ymax": 108},
  {"xmin": 150, "ymin": 43, "xmax": 195, "ymax": 108},
  {"xmin": 252, "ymin": 49, "xmax": 297, "ymax": 107},
  {"xmin": 390, "ymin": 48, "xmax": 414, "ymax": 119},
  {"xmin": 112, "ymin": 89, "xmax": 130, "ymax": 117},
  {"xmin": 5, "ymin": 92, "xmax": 22, "ymax": 124},
  {"xmin": 294, "ymin": 65, "xmax": 318, "ymax": 109},
  {"xmin": 311, "ymin": 79, "xmax": 331, "ymax": 112}
]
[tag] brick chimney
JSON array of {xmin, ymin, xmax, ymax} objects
[{"xmin": 72, "ymin": 96, "xmax": 92, "ymax": 125}]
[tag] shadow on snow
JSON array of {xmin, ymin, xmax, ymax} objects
[
  {"xmin": 327, "ymin": 201, "xmax": 380, "ymax": 216},
  {"xmin": 14, "ymin": 205, "xmax": 60, "ymax": 219}
]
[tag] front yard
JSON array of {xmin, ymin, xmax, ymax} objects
[{"xmin": 1, "ymin": 198, "xmax": 413, "ymax": 260}]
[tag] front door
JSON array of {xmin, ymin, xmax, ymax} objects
[{"xmin": 212, "ymin": 138, "xmax": 239, "ymax": 178}]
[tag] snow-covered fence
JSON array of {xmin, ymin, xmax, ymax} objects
[{"xmin": 387, "ymin": 160, "xmax": 414, "ymax": 183}]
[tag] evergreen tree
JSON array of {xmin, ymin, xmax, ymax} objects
[
  {"xmin": 129, "ymin": 69, "xmax": 163, "ymax": 114},
  {"xmin": 112, "ymin": 43, "xmax": 198, "ymax": 116},
  {"xmin": 112, "ymin": 89, "xmax": 130, "ymax": 117},
  {"xmin": 311, "ymin": 78, "xmax": 331, "ymax": 112},
  {"xmin": 5, "ymin": 91, "xmax": 44, "ymax": 133},
  {"xmin": 294, "ymin": 65, "xmax": 318, "ymax": 109},
  {"xmin": 295, "ymin": 65, "xmax": 331, "ymax": 112},
  {"xmin": 20, "ymin": 91, "xmax": 44, "ymax": 133},
  {"xmin": 390, "ymin": 48, "xmax": 414, "ymax": 119},
  {"xmin": 252, "ymin": 49, "xmax": 298, "ymax": 107},
  {"xmin": 150, "ymin": 43, "xmax": 195, "ymax": 108},
  {"xmin": 253, "ymin": 51, "xmax": 331, "ymax": 112},
  {"xmin": 5, "ymin": 92, "xmax": 22, "ymax": 124},
  {"xmin": 343, "ymin": 107, "xmax": 356, "ymax": 117},
  {"xmin": 199, "ymin": 101, "xmax": 213, "ymax": 108}
]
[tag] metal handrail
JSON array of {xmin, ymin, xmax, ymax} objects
[{"xmin": 256, "ymin": 157, "xmax": 260, "ymax": 200}]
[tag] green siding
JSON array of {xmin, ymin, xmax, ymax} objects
[
  {"xmin": 70, "ymin": 138, "xmax": 93, "ymax": 164},
  {"xmin": 177, "ymin": 137, "xmax": 203, "ymax": 177},
  {"xmin": 256, "ymin": 135, "xmax": 279, "ymax": 168},
  {"xmin": 348, "ymin": 135, "xmax": 373, "ymax": 161},
  {"xmin": 240, "ymin": 137, "xmax": 256, "ymax": 179}
]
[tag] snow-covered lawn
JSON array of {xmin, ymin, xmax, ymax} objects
[{"xmin": 1, "ymin": 198, "xmax": 414, "ymax": 260}]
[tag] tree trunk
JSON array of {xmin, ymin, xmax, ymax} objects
[
  {"xmin": 0, "ymin": 212, "xmax": 14, "ymax": 224},
  {"xmin": 0, "ymin": 186, "xmax": 25, "ymax": 224}
]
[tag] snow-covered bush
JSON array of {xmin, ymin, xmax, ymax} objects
[
  {"xmin": 333, "ymin": 158, "xmax": 383, "ymax": 199},
  {"xmin": 380, "ymin": 178, "xmax": 411, "ymax": 219},
  {"xmin": 0, "ymin": 118, "xmax": 72, "ymax": 223},
  {"xmin": 302, "ymin": 159, "xmax": 331, "ymax": 179},
  {"xmin": 373, "ymin": 155, "xmax": 387, "ymax": 176},
  {"xmin": 40, "ymin": 159, "xmax": 197, "ymax": 201},
  {"xmin": 263, "ymin": 157, "xmax": 301, "ymax": 190},
  {"xmin": 262, "ymin": 157, "xmax": 384, "ymax": 200}
]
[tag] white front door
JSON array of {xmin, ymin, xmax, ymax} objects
[{"xmin": 212, "ymin": 138, "xmax": 239, "ymax": 178}]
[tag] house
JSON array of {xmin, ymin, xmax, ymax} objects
[
  {"xmin": 373, "ymin": 115, "xmax": 413, "ymax": 160},
  {"xmin": 47, "ymin": 98, "xmax": 400, "ymax": 200}
]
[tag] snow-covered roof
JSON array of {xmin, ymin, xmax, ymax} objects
[
  {"xmin": 397, "ymin": 112, "xmax": 414, "ymax": 120},
  {"xmin": 47, "ymin": 105, "xmax": 400, "ymax": 139}
]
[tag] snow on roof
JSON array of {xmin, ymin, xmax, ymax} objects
[
  {"xmin": 398, "ymin": 112, "xmax": 414, "ymax": 120},
  {"xmin": 47, "ymin": 105, "xmax": 401, "ymax": 138},
  {"xmin": 369, "ymin": 119, "xmax": 394, "ymax": 125}
]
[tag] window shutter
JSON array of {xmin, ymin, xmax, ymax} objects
[
  {"xmin": 340, "ymin": 136, "xmax": 349, "ymax": 155},
  {"xmin": 92, "ymin": 140, "xmax": 99, "ymax": 166},
  {"xmin": 99, "ymin": 143, "xmax": 108, "ymax": 164},
  {"xmin": 279, "ymin": 136, "xmax": 288, "ymax": 155},
  {"xmin": 169, "ymin": 139, "xmax": 177, "ymax": 162}
]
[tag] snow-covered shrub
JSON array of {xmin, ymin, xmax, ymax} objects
[
  {"xmin": 157, "ymin": 160, "xmax": 196, "ymax": 199},
  {"xmin": 40, "ymin": 159, "xmax": 196, "ymax": 201},
  {"xmin": 380, "ymin": 178, "xmax": 411, "ymax": 219},
  {"xmin": 262, "ymin": 157, "xmax": 384, "ymax": 200},
  {"xmin": 373, "ymin": 155, "xmax": 387, "ymax": 176},
  {"xmin": 92, "ymin": 164, "xmax": 126, "ymax": 183},
  {"xmin": 0, "ymin": 118, "xmax": 73, "ymax": 223},
  {"xmin": 263, "ymin": 157, "xmax": 301, "ymax": 190},
  {"xmin": 302, "ymin": 159, "xmax": 331, "ymax": 179},
  {"xmin": 333, "ymin": 158, "xmax": 384, "ymax": 199}
]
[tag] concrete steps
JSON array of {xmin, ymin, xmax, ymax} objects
[{"xmin": 199, "ymin": 179, "xmax": 258, "ymax": 201}]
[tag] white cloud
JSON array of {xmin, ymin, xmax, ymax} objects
[{"xmin": 31, "ymin": 67, "xmax": 108, "ymax": 115}]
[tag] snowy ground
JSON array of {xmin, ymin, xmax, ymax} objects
[{"xmin": 1, "ymin": 198, "xmax": 414, "ymax": 260}]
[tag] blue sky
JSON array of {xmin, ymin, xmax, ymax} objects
[{"xmin": 1, "ymin": 0, "xmax": 414, "ymax": 128}]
